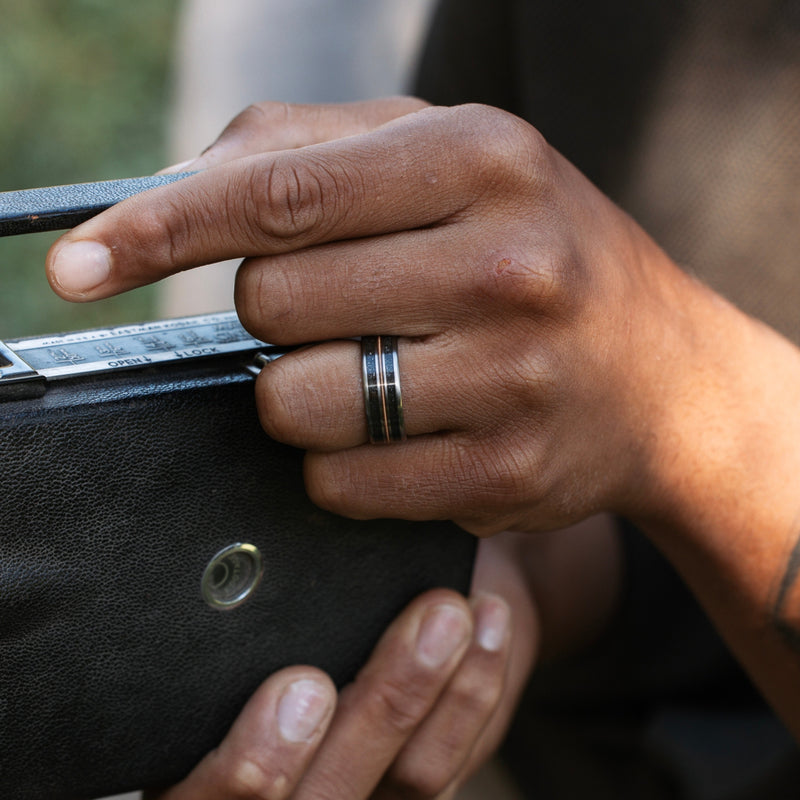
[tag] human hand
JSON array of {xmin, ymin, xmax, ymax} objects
[
  {"xmin": 45, "ymin": 97, "xmax": 800, "ymax": 742},
  {"xmin": 145, "ymin": 571, "xmax": 530, "ymax": 800},
  {"xmin": 45, "ymin": 101, "xmax": 735, "ymax": 535}
]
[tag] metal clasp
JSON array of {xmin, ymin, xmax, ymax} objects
[{"xmin": 0, "ymin": 340, "xmax": 45, "ymax": 400}]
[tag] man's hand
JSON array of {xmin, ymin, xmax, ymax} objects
[
  {"xmin": 146, "ymin": 582, "xmax": 526, "ymax": 800},
  {"xmin": 45, "ymin": 99, "xmax": 800, "ymax": 736},
  {"xmin": 146, "ymin": 516, "xmax": 622, "ymax": 800},
  {"xmin": 46, "ymin": 101, "xmax": 695, "ymax": 535}
]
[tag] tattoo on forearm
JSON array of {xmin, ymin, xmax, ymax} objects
[{"xmin": 772, "ymin": 532, "xmax": 800, "ymax": 651}]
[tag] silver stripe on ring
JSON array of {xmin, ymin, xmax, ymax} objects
[{"xmin": 361, "ymin": 335, "xmax": 406, "ymax": 444}]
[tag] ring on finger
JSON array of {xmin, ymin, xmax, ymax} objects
[{"xmin": 361, "ymin": 335, "xmax": 406, "ymax": 444}]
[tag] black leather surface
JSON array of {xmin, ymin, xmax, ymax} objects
[
  {"xmin": 0, "ymin": 174, "xmax": 194, "ymax": 236},
  {"xmin": 0, "ymin": 358, "xmax": 475, "ymax": 799}
]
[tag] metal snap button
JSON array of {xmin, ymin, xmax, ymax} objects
[{"xmin": 202, "ymin": 543, "xmax": 264, "ymax": 610}]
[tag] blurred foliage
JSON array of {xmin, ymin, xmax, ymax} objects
[{"xmin": 0, "ymin": 0, "xmax": 179, "ymax": 337}]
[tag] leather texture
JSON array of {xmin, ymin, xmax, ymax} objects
[
  {"xmin": 0, "ymin": 357, "xmax": 475, "ymax": 799},
  {"xmin": 0, "ymin": 174, "xmax": 193, "ymax": 236}
]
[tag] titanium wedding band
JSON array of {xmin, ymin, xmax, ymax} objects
[{"xmin": 361, "ymin": 335, "xmax": 406, "ymax": 444}]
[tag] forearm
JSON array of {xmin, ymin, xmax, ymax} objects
[{"xmin": 628, "ymin": 261, "xmax": 800, "ymax": 738}]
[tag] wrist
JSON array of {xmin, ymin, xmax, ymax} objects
[{"xmin": 625, "ymin": 269, "xmax": 800, "ymax": 620}]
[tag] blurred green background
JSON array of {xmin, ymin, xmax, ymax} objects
[{"xmin": 0, "ymin": 0, "xmax": 179, "ymax": 338}]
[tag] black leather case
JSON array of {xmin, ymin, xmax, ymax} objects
[
  {"xmin": 0, "ymin": 351, "xmax": 475, "ymax": 799},
  {"xmin": 0, "ymin": 174, "xmax": 192, "ymax": 236}
]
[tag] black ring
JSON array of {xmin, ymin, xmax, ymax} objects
[{"xmin": 361, "ymin": 335, "xmax": 406, "ymax": 444}]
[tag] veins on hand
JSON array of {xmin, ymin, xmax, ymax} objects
[{"xmin": 772, "ymin": 532, "xmax": 800, "ymax": 652}]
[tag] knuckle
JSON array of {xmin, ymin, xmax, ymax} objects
[
  {"xmin": 303, "ymin": 454, "xmax": 356, "ymax": 517},
  {"xmin": 448, "ymin": 437, "xmax": 537, "ymax": 536},
  {"xmin": 250, "ymin": 155, "xmax": 340, "ymax": 243},
  {"xmin": 233, "ymin": 261, "xmax": 264, "ymax": 337},
  {"xmin": 254, "ymin": 362, "xmax": 306, "ymax": 444},
  {"xmin": 127, "ymin": 196, "xmax": 201, "ymax": 275},
  {"xmin": 235, "ymin": 259, "xmax": 306, "ymax": 345},
  {"xmin": 233, "ymin": 260, "xmax": 266, "ymax": 333},
  {"xmin": 453, "ymin": 104, "xmax": 549, "ymax": 195},
  {"xmin": 457, "ymin": 438, "xmax": 530, "ymax": 508},
  {"xmin": 230, "ymin": 762, "xmax": 289, "ymax": 800},
  {"xmin": 365, "ymin": 673, "xmax": 435, "ymax": 736},
  {"xmin": 255, "ymin": 353, "xmax": 345, "ymax": 448},
  {"xmin": 389, "ymin": 758, "xmax": 456, "ymax": 800},
  {"xmin": 478, "ymin": 246, "xmax": 577, "ymax": 315},
  {"xmin": 223, "ymin": 102, "xmax": 275, "ymax": 138},
  {"xmin": 210, "ymin": 748, "xmax": 293, "ymax": 800},
  {"xmin": 449, "ymin": 667, "xmax": 503, "ymax": 718},
  {"xmin": 234, "ymin": 260, "xmax": 308, "ymax": 345}
]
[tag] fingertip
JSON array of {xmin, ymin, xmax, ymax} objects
[
  {"xmin": 208, "ymin": 668, "xmax": 335, "ymax": 793},
  {"xmin": 277, "ymin": 677, "xmax": 336, "ymax": 743},
  {"xmin": 47, "ymin": 239, "xmax": 112, "ymax": 300},
  {"xmin": 403, "ymin": 586, "xmax": 473, "ymax": 627},
  {"xmin": 415, "ymin": 600, "xmax": 473, "ymax": 670},
  {"xmin": 253, "ymin": 665, "xmax": 335, "ymax": 714},
  {"xmin": 471, "ymin": 593, "xmax": 511, "ymax": 653},
  {"xmin": 176, "ymin": 668, "xmax": 336, "ymax": 800},
  {"xmin": 358, "ymin": 588, "xmax": 473, "ymax": 680}
]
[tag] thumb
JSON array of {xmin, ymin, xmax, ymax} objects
[{"xmin": 162, "ymin": 97, "xmax": 428, "ymax": 173}]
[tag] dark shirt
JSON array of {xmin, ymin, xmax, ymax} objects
[{"xmin": 415, "ymin": 1, "xmax": 800, "ymax": 797}]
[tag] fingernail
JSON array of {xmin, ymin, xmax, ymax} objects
[
  {"xmin": 474, "ymin": 595, "xmax": 510, "ymax": 652},
  {"xmin": 277, "ymin": 679, "xmax": 331, "ymax": 743},
  {"xmin": 416, "ymin": 603, "xmax": 471, "ymax": 668},
  {"xmin": 51, "ymin": 240, "xmax": 111, "ymax": 296}
]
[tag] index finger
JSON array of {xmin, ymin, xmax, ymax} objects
[{"xmin": 46, "ymin": 104, "xmax": 524, "ymax": 301}]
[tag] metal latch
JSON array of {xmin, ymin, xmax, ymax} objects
[{"xmin": 0, "ymin": 340, "xmax": 46, "ymax": 400}]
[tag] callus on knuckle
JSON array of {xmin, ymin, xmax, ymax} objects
[
  {"xmin": 453, "ymin": 515, "xmax": 509, "ymax": 538},
  {"xmin": 475, "ymin": 247, "xmax": 569, "ymax": 315}
]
